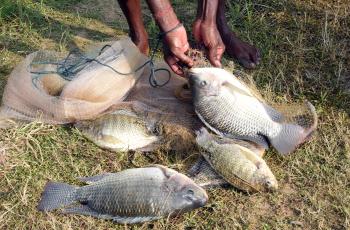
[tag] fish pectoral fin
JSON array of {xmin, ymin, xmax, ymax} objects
[
  {"xmin": 110, "ymin": 109, "xmax": 138, "ymax": 118},
  {"xmin": 222, "ymin": 80, "xmax": 254, "ymax": 98},
  {"xmin": 231, "ymin": 134, "xmax": 269, "ymax": 150},
  {"xmin": 146, "ymin": 164, "xmax": 177, "ymax": 179},
  {"xmin": 262, "ymin": 103, "xmax": 284, "ymax": 122},
  {"xmin": 136, "ymin": 142, "xmax": 159, "ymax": 152},
  {"xmin": 235, "ymin": 145, "xmax": 262, "ymax": 165},
  {"xmin": 78, "ymin": 173, "xmax": 116, "ymax": 184},
  {"xmin": 100, "ymin": 134, "xmax": 124, "ymax": 145}
]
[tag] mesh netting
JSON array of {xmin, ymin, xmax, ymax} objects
[{"xmin": 0, "ymin": 38, "xmax": 148, "ymax": 125}]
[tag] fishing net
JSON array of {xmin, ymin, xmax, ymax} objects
[{"xmin": 0, "ymin": 38, "xmax": 148, "ymax": 126}]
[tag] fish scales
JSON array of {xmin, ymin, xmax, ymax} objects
[
  {"xmin": 196, "ymin": 87, "xmax": 279, "ymax": 140},
  {"xmin": 76, "ymin": 168, "xmax": 172, "ymax": 217}
]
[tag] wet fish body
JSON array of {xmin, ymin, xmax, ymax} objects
[
  {"xmin": 189, "ymin": 67, "xmax": 317, "ymax": 154},
  {"xmin": 38, "ymin": 166, "xmax": 208, "ymax": 224},
  {"xmin": 195, "ymin": 128, "xmax": 278, "ymax": 192},
  {"xmin": 75, "ymin": 109, "xmax": 160, "ymax": 152}
]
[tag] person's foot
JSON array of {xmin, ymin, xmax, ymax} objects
[
  {"xmin": 220, "ymin": 31, "xmax": 260, "ymax": 69},
  {"xmin": 217, "ymin": 0, "xmax": 260, "ymax": 69}
]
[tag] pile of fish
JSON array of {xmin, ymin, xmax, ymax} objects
[{"xmin": 38, "ymin": 67, "xmax": 318, "ymax": 224}]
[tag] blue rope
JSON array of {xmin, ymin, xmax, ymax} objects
[{"xmin": 28, "ymin": 29, "xmax": 184, "ymax": 89}]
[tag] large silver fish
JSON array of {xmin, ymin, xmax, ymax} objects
[
  {"xmin": 189, "ymin": 67, "xmax": 317, "ymax": 154},
  {"xmin": 75, "ymin": 108, "xmax": 161, "ymax": 152},
  {"xmin": 38, "ymin": 165, "xmax": 208, "ymax": 224},
  {"xmin": 193, "ymin": 128, "xmax": 278, "ymax": 192}
]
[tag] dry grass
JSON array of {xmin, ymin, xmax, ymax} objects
[{"xmin": 0, "ymin": 0, "xmax": 349, "ymax": 229}]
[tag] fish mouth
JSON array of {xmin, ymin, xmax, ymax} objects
[
  {"xmin": 193, "ymin": 197, "xmax": 208, "ymax": 208},
  {"xmin": 266, "ymin": 180, "xmax": 278, "ymax": 192}
]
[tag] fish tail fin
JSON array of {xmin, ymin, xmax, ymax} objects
[
  {"xmin": 270, "ymin": 101, "xmax": 317, "ymax": 155},
  {"xmin": 37, "ymin": 182, "xmax": 77, "ymax": 212},
  {"xmin": 270, "ymin": 123, "xmax": 312, "ymax": 155}
]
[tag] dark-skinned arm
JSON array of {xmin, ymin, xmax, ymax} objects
[{"xmin": 146, "ymin": 0, "xmax": 193, "ymax": 75}]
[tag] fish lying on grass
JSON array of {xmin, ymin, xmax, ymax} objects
[
  {"xmin": 193, "ymin": 128, "xmax": 278, "ymax": 192},
  {"xmin": 75, "ymin": 108, "xmax": 161, "ymax": 152},
  {"xmin": 189, "ymin": 67, "xmax": 317, "ymax": 155},
  {"xmin": 38, "ymin": 165, "xmax": 208, "ymax": 224}
]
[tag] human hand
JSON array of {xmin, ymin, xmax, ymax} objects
[
  {"xmin": 193, "ymin": 21, "xmax": 225, "ymax": 67},
  {"xmin": 163, "ymin": 25, "xmax": 194, "ymax": 76}
]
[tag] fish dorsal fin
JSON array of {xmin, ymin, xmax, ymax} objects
[
  {"xmin": 111, "ymin": 109, "xmax": 138, "ymax": 117},
  {"xmin": 189, "ymin": 157, "xmax": 229, "ymax": 188},
  {"xmin": 78, "ymin": 173, "xmax": 116, "ymax": 184}
]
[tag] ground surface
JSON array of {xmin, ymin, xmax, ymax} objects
[{"xmin": 0, "ymin": 0, "xmax": 350, "ymax": 229}]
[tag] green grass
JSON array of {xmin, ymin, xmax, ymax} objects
[{"xmin": 1, "ymin": 0, "xmax": 350, "ymax": 229}]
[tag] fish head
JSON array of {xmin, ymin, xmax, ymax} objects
[
  {"xmin": 253, "ymin": 161, "xmax": 278, "ymax": 192},
  {"xmin": 163, "ymin": 169, "xmax": 208, "ymax": 214},
  {"xmin": 188, "ymin": 68, "xmax": 225, "ymax": 99}
]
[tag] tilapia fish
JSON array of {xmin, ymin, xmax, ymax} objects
[
  {"xmin": 38, "ymin": 165, "xmax": 208, "ymax": 224},
  {"xmin": 189, "ymin": 67, "xmax": 317, "ymax": 154},
  {"xmin": 194, "ymin": 128, "xmax": 278, "ymax": 192},
  {"xmin": 75, "ymin": 108, "xmax": 161, "ymax": 152}
]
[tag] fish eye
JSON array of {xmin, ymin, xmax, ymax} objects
[
  {"xmin": 200, "ymin": 81, "xmax": 207, "ymax": 87},
  {"xmin": 187, "ymin": 189, "xmax": 194, "ymax": 196},
  {"xmin": 184, "ymin": 189, "xmax": 195, "ymax": 202},
  {"xmin": 266, "ymin": 180, "xmax": 273, "ymax": 188}
]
